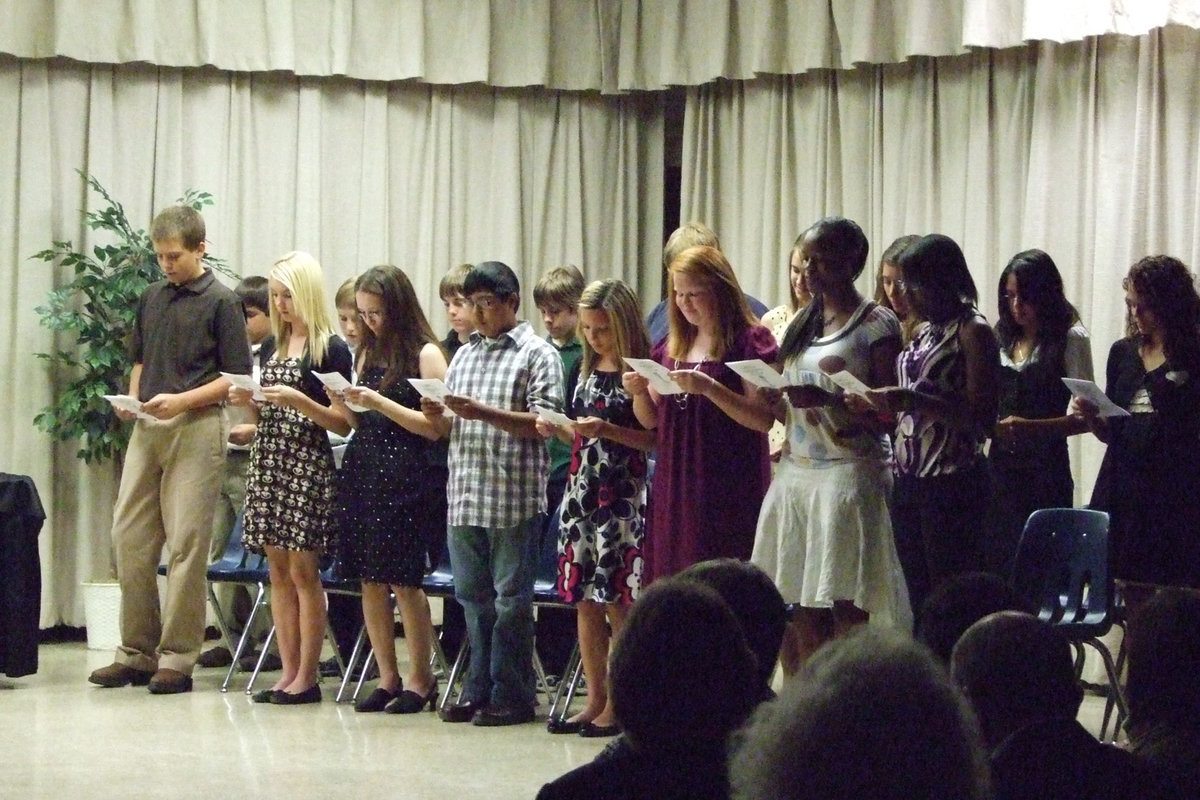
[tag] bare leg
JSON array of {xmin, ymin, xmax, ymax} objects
[
  {"xmin": 394, "ymin": 586, "xmax": 437, "ymax": 695},
  {"xmin": 280, "ymin": 550, "xmax": 325, "ymax": 694},
  {"xmin": 361, "ymin": 582, "xmax": 401, "ymax": 693},
  {"xmin": 566, "ymin": 601, "xmax": 610, "ymax": 724},
  {"xmin": 266, "ymin": 548, "xmax": 299, "ymax": 691},
  {"xmin": 779, "ymin": 606, "xmax": 835, "ymax": 676},
  {"xmin": 589, "ymin": 603, "xmax": 629, "ymax": 728},
  {"xmin": 832, "ymin": 600, "xmax": 869, "ymax": 637}
]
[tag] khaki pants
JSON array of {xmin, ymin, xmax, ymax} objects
[{"xmin": 112, "ymin": 406, "xmax": 226, "ymax": 674}]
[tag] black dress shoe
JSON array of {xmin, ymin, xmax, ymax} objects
[
  {"xmin": 354, "ymin": 686, "xmax": 400, "ymax": 713},
  {"xmin": 546, "ymin": 718, "xmax": 585, "ymax": 735},
  {"xmin": 270, "ymin": 685, "xmax": 322, "ymax": 705},
  {"xmin": 439, "ymin": 700, "xmax": 483, "ymax": 723},
  {"xmin": 578, "ymin": 721, "xmax": 621, "ymax": 738},
  {"xmin": 473, "ymin": 703, "xmax": 535, "ymax": 727},
  {"xmin": 250, "ymin": 689, "xmax": 277, "ymax": 704},
  {"xmin": 384, "ymin": 684, "xmax": 439, "ymax": 714}
]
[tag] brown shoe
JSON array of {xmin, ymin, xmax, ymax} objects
[
  {"xmin": 88, "ymin": 662, "xmax": 154, "ymax": 688},
  {"xmin": 147, "ymin": 668, "xmax": 193, "ymax": 694}
]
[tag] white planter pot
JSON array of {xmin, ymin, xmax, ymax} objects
[{"xmin": 81, "ymin": 581, "xmax": 122, "ymax": 651}]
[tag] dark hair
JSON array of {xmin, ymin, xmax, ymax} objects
[
  {"xmin": 610, "ymin": 579, "xmax": 758, "ymax": 758},
  {"xmin": 916, "ymin": 571, "xmax": 1022, "ymax": 665},
  {"xmin": 950, "ymin": 612, "xmax": 1083, "ymax": 746},
  {"xmin": 463, "ymin": 261, "xmax": 521, "ymax": 302},
  {"xmin": 677, "ymin": 558, "xmax": 787, "ymax": 692},
  {"xmin": 995, "ymin": 249, "xmax": 1079, "ymax": 370},
  {"xmin": 730, "ymin": 627, "xmax": 990, "ymax": 800},
  {"xmin": 150, "ymin": 205, "xmax": 206, "ymax": 250},
  {"xmin": 897, "ymin": 234, "xmax": 978, "ymax": 325},
  {"xmin": 874, "ymin": 234, "xmax": 921, "ymax": 311},
  {"xmin": 354, "ymin": 265, "xmax": 442, "ymax": 389},
  {"xmin": 1126, "ymin": 589, "xmax": 1200, "ymax": 736},
  {"xmin": 1123, "ymin": 255, "xmax": 1200, "ymax": 372},
  {"xmin": 234, "ymin": 275, "xmax": 269, "ymax": 314},
  {"xmin": 778, "ymin": 217, "xmax": 869, "ymax": 362}
]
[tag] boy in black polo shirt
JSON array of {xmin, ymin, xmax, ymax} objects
[{"xmin": 88, "ymin": 206, "xmax": 251, "ymax": 694}]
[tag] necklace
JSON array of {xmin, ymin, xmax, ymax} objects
[{"xmin": 673, "ymin": 356, "xmax": 707, "ymax": 410}]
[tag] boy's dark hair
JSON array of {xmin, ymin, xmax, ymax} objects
[
  {"xmin": 235, "ymin": 275, "xmax": 269, "ymax": 314},
  {"xmin": 533, "ymin": 265, "xmax": 585, "ymax": 309},
  {"xmin": 439, "ymin": 263, "xmax": 474, "ymax": 301},
  {"xmin": 463, "ymin": 261, "xmax": 521, "ymax": 303},
  {"xmin": 150, "ymin": 205, "xmax": 206, "ymax": 250}
]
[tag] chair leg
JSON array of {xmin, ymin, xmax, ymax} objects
[
  {"xmin": 547, "ymin": 641, "xmax": 582, "ymax": 724},
  {"xmin": 222, "ymin": 582, "xmax": 268, "ymax": 693},
  {"xmin": 335, "ymin": 625, "xmax": 370, "ymax": 703},
  {"xmin": 438, "ymin": 638, "xmax": 470, "ymax": 713},
  {"xmin": 533, "ymin": 649, "xmax": 551, "ymax": 707},
  {"xmin": 1088, "ymin": 637, "xmax": 1129, "ymax": 743},
  {"xmin": 206, "ymin": 582, "xmax": 236, "ymax": 656},
  {"xmin": 244, "ymin": 625, "xmax": 276, "ymax": 694}
]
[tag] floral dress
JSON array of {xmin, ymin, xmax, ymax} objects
[
  {"xmin": 556, "ymin": 369, "xmax": 647, "ymax": 604},
  {"xmin": 243, "ymin": 356, "xmax": 338, "ymax": 553}
]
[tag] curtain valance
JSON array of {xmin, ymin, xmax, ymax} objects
[{"xmin": 3, "ymin": 0, "xmax": 1198, "ymax": 93}]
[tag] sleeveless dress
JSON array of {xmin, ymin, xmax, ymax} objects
[
  {"xmin": 556, "ymin": 369, "xmax": 647, "ymax": 605},
  {"xmin": 645, "ymin": 325, "xmax": 778, "ymax": 585},
  {"xmin": 336, "ymin": 366, "xmax": 449, "ymax": 587},
  {"xmin": 243, "ymin": 356, "xmax": 338, "ymax": 553},
  {"xmin": 753, "ymin": 301, "xmax": 909, "ymax": 627},
  {"xmin": 987, "ymin": 324, "xmax": 1092, "ymax": 576}
]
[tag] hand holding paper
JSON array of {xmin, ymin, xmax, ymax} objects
[
  {"xmin": 221, "ymin": 371, "xmax": 266, "ymax": 402},
  {"xmin": 622, "ymin": 357, "xmax": 685, "ymax": 395},
  {"xmin": 726, "ymin": 359, "xmax": 789, "ymax": 389},
  {"xmin": 535, "ymin": 406, "xmax": 575, "ymax": 432},
  {"xmin": 1063, "ymin": 378, "xmax": 1130, "ymax": 417},
  {"xmin": 103, "ymin": 394, "xmax": 155, "ymax": 421},
  {"xmin": 313, "ymin": 371, "xmax": 368, "ymax": 412},
  {"xmin": 408, "ymin": 378, "xmax": 455, "ymax": 417}
]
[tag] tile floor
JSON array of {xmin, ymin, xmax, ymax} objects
[
  {"xmin": 0, "ymin": 642, "xmax": 608, "ymax": 800},
  {"xmin": 0, "ymin": 640, "xmax": 1121, "ymax": 800}
]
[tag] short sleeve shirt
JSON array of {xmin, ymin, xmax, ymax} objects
[{"xmin": 132, "ymin": 268, "xmax": 252, "ymax": 401}]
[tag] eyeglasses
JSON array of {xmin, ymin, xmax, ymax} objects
[
  {"xmin": 470, "ymin": 295, "xmax": 503, "ymax": 310},
  {"xmin": 357, "ymin": 310, "xmax": 384, "ymax": 322}
]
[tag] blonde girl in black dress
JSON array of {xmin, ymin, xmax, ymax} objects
[{"xmin": 233, "ymin": 251, "xmax": 352, "ymax": 704}]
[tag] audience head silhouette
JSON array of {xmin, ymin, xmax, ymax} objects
[
  {"xmin": 916, "ymin": 571, "xmax": 1021, "ymax": 665},
  {"xmin": 730, "ymin": 626, "xmax": 990, "ymax": 800}
]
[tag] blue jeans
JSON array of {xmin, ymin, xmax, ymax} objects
[{"xmin": 449, "ymin": 516, "xmax": 540, "ymax": 707}]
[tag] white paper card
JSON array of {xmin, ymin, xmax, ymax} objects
[
  {"xmin": 726, "ymin": 359, "xmax": 788, "ymax": 389},
  {"xmin": 220, "ymin": 371, "xmax": 266, "ymax": 402},
  {"xmin": 313, "ymin": 371, "xmax": 368, "ymax": 412},
  {"xmin": 622, "ymin": 357, "xmax": 685, "ymax": 395},
  {"xmin": 535, "ymin": 407, "xmax": 575, "ymax": 431},
  {"xmin": 1062, "ymin": 378, "xmax": 1131, "ymax": 417},
  {"xmin": 408, "ymin": 378, "xmax": 455, "ymax": 417},
  {"xmin": 103, "ymin": 394, "xmax": 155, "ymax": 421},
  {"xmin": 826, "ymin": 370, "xmax": 872, "ymax": 398}
]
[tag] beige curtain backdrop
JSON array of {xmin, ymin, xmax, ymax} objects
[
  {"xmin": 680, "ymin": 25, "xmax": 1200, "ymax": 507},
  {"xmin": 1, "ymin": 55, "xmax": 663, "ymax": 626},
  {"xmin": 4, "ymin": 0, "xmax": 1199, "ymax": 91}
]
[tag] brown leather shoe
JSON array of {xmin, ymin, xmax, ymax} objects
[
  {"xmin": 88, "ymin": 662, "xmax": 154, "ymax": 688},
  {"xmin": 147, "ymin": 668, "xmax": 194, "ymax": 694}
]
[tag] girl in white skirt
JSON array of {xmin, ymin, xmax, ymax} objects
[{"xmin": 752, "ymin": 217, "xmax": 911, "ymax": 671}]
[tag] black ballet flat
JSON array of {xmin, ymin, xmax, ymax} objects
[
  {"xmin": 355, "ymin": 686, "xmax": 400, "ymax": 713},
  {"xmin": 384, "ymin": 683, "xmax": 439, "ymax": 714},
  {"xmin": 579, "ymin": 722, "xmax": 621, "ymax": 738},
  {"xmin": 546, "ymin": 718, "xmax": 585, "ymax": 735},
  {"xmin": 270, "ymin": 685, "xmax": 322, "ymax": 705},
  {"xmin": 250, "ymin": 689, "xmax": 277, "ymax": 704}
]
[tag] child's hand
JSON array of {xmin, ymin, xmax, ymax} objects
[
  {"xmin": 143, "ymin": 393, "xmax": 188, "ymax": 420},
  {"xmin": 443, "ymin": 394, "xmax": 483, "ymax": 420},
  {"xmin": 534, "ymin": 417, "xmax": 556, "ymax": 439},
  {"xmin": 865, "ymin": 387, "xmax": 911, "ymax": 414},
  {"xmin": 228, "ymin": 386, "xmax": 255, "ymax": 406},
  {"xmin": 228, "ymin": 423, "xmax": 257, "ymax": 446},
  {"xmin": 573, "ymin": 416, "xmax": 605, "ymax": 438},
  {"xmin": 325, "ymin": 386, "xmax": 347, "ymax": 408},
  {"xmin": 261, "ymin": 385, "xmax": 301, "ymax": 408},
  {"xmin": 669, "ymin": 369, "xmax": 715, "ymax": 397},
  {"xmin": 420, "ymin": 396, "xmax": 446, "ymax": 419},
  {"xmin": 785, "ymin": 384, "xmax": 834, "ymax": 408},
  {"xmin": 344, "ymin": 386, "xmax": 379, "ymax": 410},
  {"xmin": 622, "ymin": 371, "xmax": 650, "ymax": 396},
  {"xmin": 843, "ymin": 394, "xmax": 875, "ymax": 415}
]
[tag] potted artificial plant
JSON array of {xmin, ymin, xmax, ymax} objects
[{"xmin": 34, "ymin": 172, "xmax": 232, "ymax": 645}]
